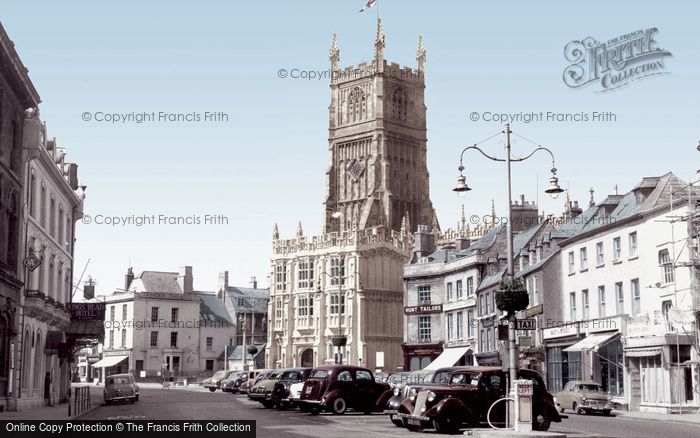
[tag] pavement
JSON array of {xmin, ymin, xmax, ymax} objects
[
  {"xmin": 611, "ymin": 409, "xmax": 700, "ymax": 425},
  {"xmin": 0, "ymin": 384, "xmax": 102, "ymax": 420}
]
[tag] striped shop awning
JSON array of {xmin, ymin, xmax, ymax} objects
[{"xmin": 624, "ymin": 347, "xmax": 663, "ymax": 358}]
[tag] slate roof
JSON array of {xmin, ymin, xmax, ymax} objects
[
  {"xmin": 131, "ymin": 271, "xmax": 181, "ymax": 293},
  {"xmin": 219, "ymin": 344, "xmax": 266, "ymax": 361},
  {"xmin": 195, "ymin": 291, "xmax": 234, "ymax": 325},
  {"xmin": 418, "ymin": 224, "xmax": 505, "ymax": 265},
  {"xmin": 223, "ymin": 286, "xmax": 270, "ymax": 313},
  {"xmin": 558, "ymin": 172, "xmax": 697, "ymax": 244},
  {"xmin": 515, "ymin": 251, "xmax": 559, "ymax": 279},
  {"xmin": 477, "ymin": 267, "xmax": 507, "ymax": 291}
]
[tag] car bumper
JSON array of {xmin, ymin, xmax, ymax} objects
[
  {"xmin": 399, "ymin": 413, "xmax": 430, "ymax": 427},
  {"xmin": 105, "ymin": 395, "xmax": 136, "ymax": 402},
  {"xmin": 248, "ymin": 393, "xmax": 272, "ymax": 401}
]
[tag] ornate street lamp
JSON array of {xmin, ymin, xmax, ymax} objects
[{"xmin": 453, "ymin": 123, "xmax": 564, "ymax": 427}]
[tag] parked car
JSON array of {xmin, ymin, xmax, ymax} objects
[
  {"xmin": 386, "ymin": 372, "xmax": 411, "ymax": 390},
  {"xmin": 248, "ymin": 369, "xmax": 284, "ymax": 408},
  {"xmin": 236, "ymin": 369, "xmax": 270, "ymax": 395},
  {"xmin": 374, "ymin": 371, "xmax": 389, "ymax": 383},
  {"xmin": 386, "ymin": 367, "xmax": 470, "ymax": 428},
  {"xmin": 298, "ymin": 365, "xmax": 392, "ymax": 415},
  {"xmin": 202, "ymin": 370, "xmax": 236, "ymax": 392},
  {"xmin": 287, "ymin": 381, "xmax": 306, "ymax": 410},
  {"xmin": 104, "ymin": 373, "xmax": 139, "ymax": 404},
  {"xmin": 398, "ymin": 367, "xmax": 561, "ymax": 434},
  {"xmin": 221, "ymin": 371, "xmax": 248, "ymax": 393},
  {"xmin": 271, "ymin": 368, "xmax": 313, "ymax": 410},
  {"xmin": 555, "ymin": 380, "xmax": 613, "ymax": 415}
]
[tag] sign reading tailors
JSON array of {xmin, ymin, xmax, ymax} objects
[
  {"xmin": 404, "ymin": 304, "xmax": 443, "ymax": 315},
  {"xmin": 67, "ymin": 302, "xmax": 106, "ymax": 320}
]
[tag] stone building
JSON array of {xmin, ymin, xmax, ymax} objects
[
  {"xmin": 267, "ymin": 20, "xmax": 435, "ymax": 371},
  {"xmin": 217, "ymin": 273, "xmax": 269, "ymax": 348},
  {"xmin": 95, "ymin": 267, "xmax": 235, "ymax": 381},
  {"xmin": 15, "ymin": 118, "xmax": 84, "ymax": 410},
  {"xmin": 0, "ymin": 22, "xmax": 41, "ymax": 412},
  {"xmin": 547, "ymin": 173, "xmax": 700, "ymax": 412}
]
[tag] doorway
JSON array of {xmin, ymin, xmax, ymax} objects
[{"xmin": 300, "ymin": 349, "xmax": 313, "ymax": 367}]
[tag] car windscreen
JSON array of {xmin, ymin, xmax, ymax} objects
[
  {"xmin": 310, "ymin": 370, "xmax": 328, "ymax": 379},
  {"xmin": 450, "ymin": 373, "xmax": 479, "ymax": 386},
  {"xmin": 282, "ymin": 371, "xmax": 301, "ymax": 380},
  {"xmin": 212, "ymin": 371, "xmax": 225, "ymax": 379},
  {"xmin": 107, "ymin": 377, "xmax": 130, "ymax": 385},
  {"xmin": 579, "ymin": 384, "xmax": 603, "ymax": 392},
  {"xmin": 433, "ymin": 371, "xmax": 450, "ymax": 384}
]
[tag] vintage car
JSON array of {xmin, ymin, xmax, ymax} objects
[
  {"xmin": 298, "ymin": 365, "xmax": 392, "ymax": 415},
  {"xmin": 271, "ymin": 368, "xmax": 313, "ymax": 409},
  {"xmin": 221, "ymin": 371, "xmax": 248, "ymax": 393},
  {"xmin": 386, "ymin": 367, "xmax": 466, "ymax": 427},
  {"xmin": 202, "ymin": 370, "xmax": 237, "ymax": 392},
  {"xmin": 386, "ymin": 371, "xmax": 412, "ymax": 390},
  {"xmin": 239, "ymin": 370, "xmax": 271, "ymax": 394},
  {"xmin": 104, "ymin": 373, "xmax": 139, "ymax": 404},
  {"xmin": 555, "ymin": 380, "xmax": 613, "ymax": 415},
  {"xmin": 248, "ymin": 369, "xmax": 284, "ymax": 407},
  {"xmin": 398, "ymin": 367, "xmax": 561, "ymax": 434}
]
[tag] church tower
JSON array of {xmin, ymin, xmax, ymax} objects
[{"xmin": 324, "ymin": 19, "xmax": 435, "ymax": 234}]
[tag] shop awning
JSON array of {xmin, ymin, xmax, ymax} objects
[
  {"xmin": 624, "ymin": 347, "xmax": 662, "ymax": 358},
  {"xmin": 563, "ymin": 332, "xmax": 620, "ymax": 353},
  {"xmin": 423, "ymin": 346, "xmax": 470, "ymax": 371},
  {"xmin": 92, "ymin": 355, "xmax": 128, "ymax": 368}
]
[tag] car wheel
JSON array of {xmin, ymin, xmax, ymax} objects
[
  {"xmin": 391, "ymin": 415, "xmax": 404, "ymax": 428},
  {"xmin": 277, "ymin": 402, "xmax": 288, "ymax": 411},
  {"xmin": 603, "ymin": 410, "xmax": 612, "ymax": 416},
  {"xmin": 208, "ymin": 387, "xmax": 216, "ymax": 392},
  {"xmin": 573, "ymin": 402, "xmax": 582, "ymax": 415},
  {"xmin": 533, "ymin": 414, "xmax": 551, "ymax": 431},
  {"xmin": 330, "ymin": 397, "xmax": 347, "ymax": 415},
  {"xmin": 309, "ymin": 406, "xmax": 321, "ymax": 415},
  {"xmin": 433, "ymin": 415, "xmax": 460, "ymax": 435},
  {"xmin": 135, "ymin": 395, "xmax": 139, "ymax": 401},
  {"xmin": 104, "ymin": 400, "xmax": 111, "ymax": 405},
  {"xmin": 261, "ymin": 401, "xmax": 274, "ymax": 409}
]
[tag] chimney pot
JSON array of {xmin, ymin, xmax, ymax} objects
[{"xmin": 178, "ymin": 266, "xmax": 193, "ymax": 294}]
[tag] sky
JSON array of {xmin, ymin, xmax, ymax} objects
[{"xmin": 1, "ymin": 0, "xmax": 698, "ymax": 295}]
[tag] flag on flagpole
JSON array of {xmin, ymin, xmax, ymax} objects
[{"xmin": 359, "ymin": 0, "xmax": 377, "ymax": 13}]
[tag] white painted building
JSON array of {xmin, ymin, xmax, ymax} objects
[{"xmin": 548, "ymin": 173, "xmax": 699, "ymax": 412}]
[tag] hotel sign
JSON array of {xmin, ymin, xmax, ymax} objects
[
  {"xmin": 404, "ymin": 304, "xmax": 443, "ymax": 315},
  {"xmin": 67, "ymin": 303, "xmax": 106, "ymax": 321}
]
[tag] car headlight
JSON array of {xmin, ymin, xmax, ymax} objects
[
  {"xmin": 409, "ymin": 388, "xmax": 417, "ymax": 402},
  {"xmin": 581, "ymin": 396, "xmax": 587, "ymax": 401},
  {"xmin": 427, "ymin": 391, "xmax": 436, "ymax": 403},
  {"xmin": 393, "ymin": 388, "xmax": 400, "ymax": 397}
]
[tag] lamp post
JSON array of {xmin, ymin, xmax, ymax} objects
[{"xmin": 453, "ymin": 124, "xmax": 563, "ymax": 426}]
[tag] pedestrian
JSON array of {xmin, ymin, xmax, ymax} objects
[
  {"xmin": 162, "ymin": 367, "xmax": 170, "ymax": 389},
  {"xmin": 44, "ymin": 372, "xmax": 53, "ymax": 407}
]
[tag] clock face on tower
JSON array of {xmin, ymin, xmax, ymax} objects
[{"xmin": 346, "ymin": 159, "xmax": 365, "ymax": 181}]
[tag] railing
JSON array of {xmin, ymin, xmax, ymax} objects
[{"xmin": 71, "ymin": 386, "xmax": 91, "ymax": 417}]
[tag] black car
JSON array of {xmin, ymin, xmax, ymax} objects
[
  {"xmin": 271, "ymin": 368, "xmax": 313, "ymax": 409},
  {"xmin": 222, "ymin": 371, "xmax": 250, "ymax": 393}
]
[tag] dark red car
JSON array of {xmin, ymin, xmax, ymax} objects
[
  {"xmin": 398, "ymin": 366, "xmax": 561, "ymax": 434},
  {"xmin": 298, "ymin": 365, "xmax": 392, "ymax": 415}
]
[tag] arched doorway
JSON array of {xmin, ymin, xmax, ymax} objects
[{"xmin": 300, "ymin": 349, "xmax": 313, "ymax": 367}]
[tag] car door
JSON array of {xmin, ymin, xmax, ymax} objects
[
  {"xmin": 353, "ymin": 370, "xmax": 378, "ymax": 411},
  {"xmin": 479, "ymin": 372, "xmax": 507, "ymax": 425},
  {"xmin": 334, "ymin": 370, "xmax": 355, "ymax": 404}
]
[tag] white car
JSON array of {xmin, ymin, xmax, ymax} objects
[{"xmin": 287, "ymin": 382, "xmax": 305, "ymax": 409}]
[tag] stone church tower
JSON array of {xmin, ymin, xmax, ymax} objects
[
  {"xmin": 267, "ymin": 21, "xmax": 434, "ymax": 372},
  {"xmin": 325, "ymin": 19, "xmax": 435, "ymax": 234}
]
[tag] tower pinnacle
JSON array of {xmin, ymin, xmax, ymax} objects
[
  {"xmin": 374, "ymin": 17, "xmax": 385, "ymax": 66},
  {"xmin": 329, "ymin": 33, "xmax": 340, "ymax": 70},
  {"xmin": 416, "ymin": 35, "xmax": 426, "ymax": 72}
]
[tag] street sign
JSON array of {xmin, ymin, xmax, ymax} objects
[
  {"xmin": 516, "ymin": 318, "xmax": 537, "ymax": 330},
  {"xmin": 23, "ymin": 254, "xmax": 41, "ymax": 271}
]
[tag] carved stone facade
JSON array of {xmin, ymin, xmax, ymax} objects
[
  {"xmin": 0, "ymin": 22, "xmax": 41, "ymax": 412},
  {"xmin": 267, "ymin": 21, "xmax": 433, "ymax": 372}
]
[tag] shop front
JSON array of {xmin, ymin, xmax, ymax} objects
[{"xmin": 402, "ymin": 342, "xmax": 443, "ymax": 371}]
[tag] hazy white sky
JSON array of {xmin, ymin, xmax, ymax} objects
[{"xmin": 2, "ymin": 0, "xmax": 698, "ymax": 294}]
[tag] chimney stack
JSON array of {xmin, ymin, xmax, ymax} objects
[
  {"xmin": 124, "ymin": 267, "xmax": 134, "ymax": 291},
  {"xmin": 412, "ymin": 225, "xmax": 436, "ymax": 260},
  {"xmin": 178, "ymin": 266, "xmax": 193, "ymax": 294},
  {"xmin": 250, "ymin": 276, "xmax": 258, "ymax": 289},
  {"xmin": 218, "ymin": 271, "xmax": 229, "ymax": 298}
]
